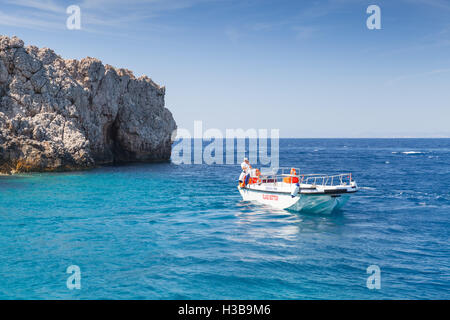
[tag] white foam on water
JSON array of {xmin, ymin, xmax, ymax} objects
[{"xmin": 392, "ymin": 151, "xmax": 425, "ymax": 155}]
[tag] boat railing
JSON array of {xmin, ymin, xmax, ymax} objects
[
  {"xmin": 258, "ymin": 168, "xmax": 353, "ymax": 186},
  {"xmin": 301, "ymin": 173, "xmax": 353, "ymax": 186}
]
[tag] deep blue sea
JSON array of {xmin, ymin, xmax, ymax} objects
[{"xmin": 0, "ymin": 139, "xmax": 449, "ymax": 299}]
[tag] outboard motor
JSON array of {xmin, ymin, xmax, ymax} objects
[{"xmin": 290, "ymin": 183, "xmax": 300, "ymax": 198}]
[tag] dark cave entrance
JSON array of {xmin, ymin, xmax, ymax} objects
[
  {"xmin": 106, "ymin": 118, "xmax": 122, "ymax": 164},
  {"xmin": 105, "ymin": 117, "xmax": 134, "ymax": 164}
]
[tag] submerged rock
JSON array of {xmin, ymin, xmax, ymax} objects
[{"xmin": 0, "ymin": 35, "xmax": 176, "ymax": 174}]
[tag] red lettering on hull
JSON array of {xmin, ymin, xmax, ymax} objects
[{"xmin": 262, "ymin": 194, "xmax": 278, "ymax": 201}]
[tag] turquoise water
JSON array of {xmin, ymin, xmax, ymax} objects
[{"xmin": 0, "ymin": 139, "xmax": 449, "ymax": 299}]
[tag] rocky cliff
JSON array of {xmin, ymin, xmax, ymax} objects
[{"xmin": 0, "ymin": 36, "xmax": 176, "ymax": 174}]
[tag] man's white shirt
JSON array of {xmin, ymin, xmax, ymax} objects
[{"xmin": 241, "ymin": 161, "xmax": 250, "ymax": 173}]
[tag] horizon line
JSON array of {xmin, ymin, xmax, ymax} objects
[{"xmin": 185, "ymin": 137, "xmax": 450, "ymax": 139}]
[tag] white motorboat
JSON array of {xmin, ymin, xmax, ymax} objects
[{"xmin": 238, "ymin": 167, "xmax": 358, "ymax": 214}]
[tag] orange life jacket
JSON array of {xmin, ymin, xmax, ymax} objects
[{"xmin": 283, "ymin": 168, "xmax": 299, "ymax": 184}]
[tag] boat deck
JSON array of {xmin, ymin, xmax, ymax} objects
[{"xmin": 243, "ymin": 168, "xmax": 358, "ymax": 195}]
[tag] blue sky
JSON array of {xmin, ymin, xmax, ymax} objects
[{"xmin": 1, "ymin": 0, "xmax": 449, "ymax": 137}]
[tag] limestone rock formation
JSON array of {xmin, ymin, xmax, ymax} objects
[{"xmin": 0, "ymin": 35, "xmax": 176, "ymax": 174}]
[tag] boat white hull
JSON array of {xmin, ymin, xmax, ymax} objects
[{"xmin": 238, "ymin": 187, "xmax": 352, "ymax": 214}]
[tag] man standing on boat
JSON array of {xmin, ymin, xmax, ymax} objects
[{"xmin": 239, "ymin": 157, "xmax": 252, "ymax": 186}]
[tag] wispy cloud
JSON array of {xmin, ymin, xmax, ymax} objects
[
  {"xmin": 385, "ymin": 68, "xmax": 450, "ymax": 86},
  {"xmin": 378, "ymin": 24, "xmax": 450, "ymax": 58},
  {"xmin": 0, "ymin": 9, "xmax": 63, "ymax": 30},
  {"xmin": 0, "ymin": 1, "xmax": 68, "ymax": 31},
  {"xmin": 228, "ymin": 0, "xmax": 358, "ymax": 43},
  {"xmin": 224, "ymin": 27, "xmax": 242, "ymax": 43},
  {"xmin": 292, "ymin": 26, "xmax": 317, "ymax": 40},
  {"xmin": 0, "ymin": 0, "xmax": 216, "ymax": 32},
  {"xmin": 400, "ymin": 0, "xmax": 450, "ymax": 11},
  {"xmin": 80, "ymin": 0, "xmax": 211, "ymax": 11},
  {"xmin": 5, "ymin": 0, "xmax": 65, "ymax": 13}
]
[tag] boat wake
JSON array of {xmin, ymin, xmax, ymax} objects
[
  {"xmin": 360, "ymin": 186, "xmax": 376, "ymax": 191},
  {"xmin": 392, "ymin": 151, "xmax": 426, "ymax": 155}
]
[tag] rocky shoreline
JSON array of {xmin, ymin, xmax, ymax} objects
[{"xmin": 0, "ymin": 36, "xmax": 176, "ymax": 174}]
